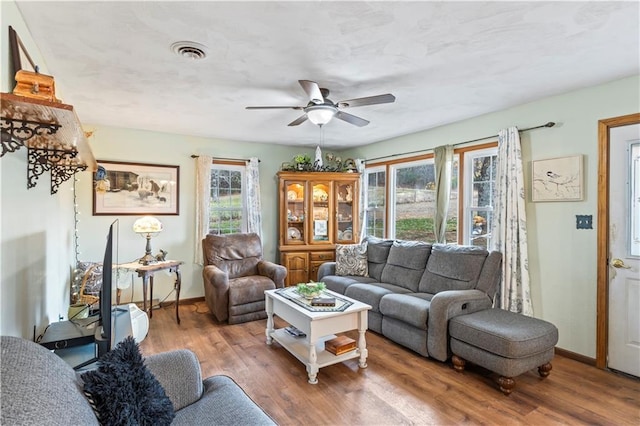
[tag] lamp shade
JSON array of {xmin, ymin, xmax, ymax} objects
[
  {"xmin": 133, "ymin": 216, "xmax": 163, "ymax": 234},
  {"xmin": 306, "ymin": 105, "xmax": 337, "ymax": 126}
]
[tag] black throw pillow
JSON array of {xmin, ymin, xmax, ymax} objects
[{"xmin": 81, "ymin": 336, "xmax": 175, "ymax": 426}]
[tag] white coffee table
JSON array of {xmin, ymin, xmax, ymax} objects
[{"xmin": 265, "ymin": 288, "xmax": 371, "ymax": 384}]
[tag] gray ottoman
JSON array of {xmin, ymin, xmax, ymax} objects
[{"xmin": 449, "ymin": 308, "xmax": 559, "ymax": 395}]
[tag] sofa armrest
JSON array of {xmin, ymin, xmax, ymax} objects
[
  {"xmin": 258, "ymin": 260, "xmax": 287, "ymax": 288},
  {"xmin": 317, "ymin": 262, "xmax": 336, "ymax": 281},
  {"xmin": 173, "ymin": 375, "xmax": 276, "ymax": 425},
  {"xmin": 202, "ymin": 265, "xmax": 230, "ymax": 322},
  {"xmin": 145, "ymin": 349, "xmax": 204, "ymax": 411},
  {"xmin": 427, "ymin": 289, "xmax": 493, "ymax": 361}
]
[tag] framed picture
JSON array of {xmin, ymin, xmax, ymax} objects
[
  {"xmin": 93, "ymin": 160, "xmax": 179, "ymax": 215},
  {"xmin": 314, "ymin": 220, "xmax": 328, "ymax": 236},
  {"xmin": 531, "ymin": 155, "xmax": 583, "ymax": 202}
]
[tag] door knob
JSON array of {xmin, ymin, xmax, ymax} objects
[{"xmin": 611, "ymin": 258, "xmax": 631, "ymax": 269}]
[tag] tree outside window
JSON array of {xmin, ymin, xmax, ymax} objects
[
  {"xmin": 388, "ymin": 158, "xmax": 458, "ymax": 242},
  {"xmin": 464, "ymin": 148, "xmax": 497, "ymax": 248},
  {"xmin": 209, "ymin": 165, "xmax": 246, "ymax": 234}
]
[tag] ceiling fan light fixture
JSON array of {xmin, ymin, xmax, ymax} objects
[{"xmin": 306, "ymin": 105, "xmax": 337, "ymax": 126}]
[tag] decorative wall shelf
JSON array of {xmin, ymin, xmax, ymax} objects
[{"xmin": 1, "ymin": 92, "xmax": 97, "ymax": 194}]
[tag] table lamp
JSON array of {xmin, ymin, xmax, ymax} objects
[{"xmin": 133, "ymin": 216, "xmax": 163, "ymax": 265}]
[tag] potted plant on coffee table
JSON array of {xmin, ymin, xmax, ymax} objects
[{"xmin": 296, "ymin": 281, "xmax": 326, "ymax": 299}]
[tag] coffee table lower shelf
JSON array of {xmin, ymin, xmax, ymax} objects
[{"xmin": 270, "ymin": 329, "xmax": 361, "ymax": 370}]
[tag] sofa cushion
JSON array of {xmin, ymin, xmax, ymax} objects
[
  {"xmin": 323, "ymin": 275, "xmax": 375, "ymax": 295},
  {"xmin": 379, "ymin": 293, "xmax": 431, "ymax": 330},
  {"xmin": 345, "ymin": 283, "xmax": 411, "ymax": 313},
  {"xmin": 81, "ymin": 336, "xmax": 175, "ymax": 426},
  {"xmin": 363, "ymin": 236, "xmax": 394, "ymax": 281},
  {"xmin": 1, "ymin": 336, "xmax": 99, "ymax": 425},
  {"xmin": 418, "ymin": 244, "xmax": 488, "ymax": 294},
  {"xmin": 228, "ymin": 275, "xmax": 276, "ymax": 306},
  {"xmin": 380, "ymin": 241, "xmax": 432, "ymax": 292},
  {"xmin": 335, "ymin": 242, "xmax": 369, "ymax": 277}
]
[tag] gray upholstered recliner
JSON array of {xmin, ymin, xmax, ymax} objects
[{"xmin": 202, "ymin": 233, "xmax": 287, "ymax": 324}]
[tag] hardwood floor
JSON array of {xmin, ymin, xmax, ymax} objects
[{"xmin": 140, "ymin": 301, "xmax": 640, "ymax": 425}]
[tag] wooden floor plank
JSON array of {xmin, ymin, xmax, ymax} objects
[{"xmin": 140, "ymin": 302, "xmax": 640, "ymax": 425}]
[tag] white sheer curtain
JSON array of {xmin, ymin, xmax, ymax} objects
[
  {"xmin": 492, "ymin": 127, "xmax": 533, "ymax": 315},
  {"xmin": 245, "ymin": 157, "xmax": 262, "ymax": 238},
  {"xmin": 356, "ymin": 158, "xmax": 367, "ymax": 242},
  {"xmin": 194, "ymin": 155, "xmax": 212, "ymax": 265},
  {"xmin": 434, "ymin": 145, "xmax": 454, "ymax": 243}
]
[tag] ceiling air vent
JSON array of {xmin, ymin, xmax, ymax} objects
[{"xmin": 171, "ymin": 41, "xmax": 208, "ymax": 60}]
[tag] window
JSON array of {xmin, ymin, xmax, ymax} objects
[
  {"xmin": 365, "ymin": 157, "xmax": 458, "ymax": 243},
  {"xmin": 209, "ymin": 164, "xmax": 246, "ymax": 234},
  {"xmin": 363, "ymin": 145, "xmax": 502, "ymax": 245},
  {"xmin": 365, "ymin": 166, "xmax": 386, "ymax": 238},
  {"xmin": 390, "ymin": 160, "xmax": 435, "ymax": 241},
  {"xmin": 463, "ymin": 147, "xmax": 497, "ymax": 249}
]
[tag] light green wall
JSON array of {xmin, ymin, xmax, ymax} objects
[
  {"xmin": 1, "ymin": 0, "xmax": 77, "ymax": 338},
  {"xmin": 343, "ymin": 75, "xmax": 640, "ymax": 357},
  {"xmin": 78, "ymin": 125, "xmax": 299, "ymax": 306}
]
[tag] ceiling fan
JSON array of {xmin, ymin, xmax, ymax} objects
[{"xmin": 246, "ymin": 80, "xmax": 396, "ymax": 127}]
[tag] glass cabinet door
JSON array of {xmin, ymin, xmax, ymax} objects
[
  {"xmin": 310, "ymin": 181, "xmax": 331, "ymax": 243},
  {"xmin": 285, "ymin": 181, "xmax": 306, "ymax": 244},
  {"xmin": 335, "ymin": 181, "xmax": 356, "ymax": 243}
]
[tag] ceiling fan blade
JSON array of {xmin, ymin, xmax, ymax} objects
[
  {"xmin": 246, "ymin": 106, "xmax": 304, "ymax": 110},
  {"xmin": 337, "ymin": 94, "xmax": 396, "ymax": 108},
  {"xmin": 335, "ymin": 111, "xmax": 369, "ymax": 127},
  {"xmin": 288, "ymin": 115, "xmax": 309, "ymax": 126},
  {"xmin": 298, "ymin": 80, "xmax": 324, "ymax": 104}
]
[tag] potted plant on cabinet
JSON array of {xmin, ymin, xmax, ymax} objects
[{"xmin": 293, "ymin": 154, "xmax": 312, "ymax": 171}]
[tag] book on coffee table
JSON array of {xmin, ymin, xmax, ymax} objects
[
  {"xmin": 325, "ymin": 335, "xmax": 356, "ymax": 355},
  {"xmin": 311, "ymin": 297, "xmax": 336, "ymax": 307}
]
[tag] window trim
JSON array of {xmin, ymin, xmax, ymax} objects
[{"xmin": 364, "ymin": 164, "xmax": 387, "ymax": 239}]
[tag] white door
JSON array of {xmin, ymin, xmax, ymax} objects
[{"xmin": 608, "ymin": 123, "xmax": 640, "ymax": 377}]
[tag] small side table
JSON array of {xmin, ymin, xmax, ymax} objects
[{"xmin": 119, "ymin": 260, "xmax": 184, "ymax": 324}]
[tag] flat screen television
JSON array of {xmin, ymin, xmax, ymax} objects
[{"xmin": 96, "ymin": 219, "xmax": 119, "ymax": 357}]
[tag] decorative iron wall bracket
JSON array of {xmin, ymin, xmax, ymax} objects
[
  {"xmin": 26, "ymin": 147, "xmax": 87, "ymax": 194},
  {"xmin": 51, "ymin": 162, "xmax": 87, "ymax": 194},
  {"xmin": 1, "ymin": 92, "xmax": 97, "ymax": 195},
  {"xmin": 1, "ymin": 116, "xmax": 61, "ymax": 156}
]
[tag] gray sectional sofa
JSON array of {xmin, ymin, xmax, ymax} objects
[
  {"xmin": 317, "ymin": 237, "xmax": 502, "ymax": 361},
  {"xmin": 0, "ymin": 336, "xmax": 275, "ymax": 425}
]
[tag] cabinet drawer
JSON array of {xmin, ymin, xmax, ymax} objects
[{"xmin": 310, "ymin": 251, "xmax": 335, "ymax": 262}]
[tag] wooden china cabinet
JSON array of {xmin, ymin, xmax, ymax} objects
[{"xmin": 278, "ymin": 171, "xmax": 360, "ymax": 286}]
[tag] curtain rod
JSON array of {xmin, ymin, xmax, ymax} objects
[
  {"xmin": 190, "ymin": 155, "xmax": 260, "ymax": 162},
  {"xmin": 365, "ymin": 121, "xmax": 556, "ymax": 163}
]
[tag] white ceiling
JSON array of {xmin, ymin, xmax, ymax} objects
[{"xmin": 14, "ymin": 1, "xmax": 640, "ymax": 150}]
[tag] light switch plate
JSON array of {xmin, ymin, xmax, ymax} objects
[{"xmin": 576, "ymin": 215, "xmax": 592, "ymax": 229}]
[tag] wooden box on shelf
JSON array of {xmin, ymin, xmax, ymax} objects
[
  {"xmin": 325, "ymin": 335, "xmax": 356, "ymax": 356},
  {"xmin": 13, "ymin": 70, "xmax": 60, "ymax": 102}
]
